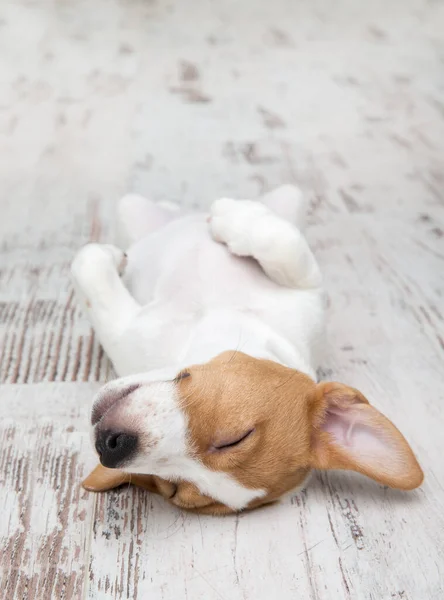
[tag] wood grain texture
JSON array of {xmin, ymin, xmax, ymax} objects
[
  {"xmin": 1, "ymin": 0, "xmax": 444, "ymax": 598},
  {"xmin": 0, "ymin": 384, "xmax": 98, "ymax": 600},
  {"xmin": 0, "ymin": 272, "xmax": 112, "ymax": 384}
]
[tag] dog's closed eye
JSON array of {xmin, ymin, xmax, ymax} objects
[
  {"xmin": 175, "ymin": 371, "xmax": 191, "ymax": 382},
  {"xmin": 211, "ymin": 428, "xmax": 255, "ymax": 452}
]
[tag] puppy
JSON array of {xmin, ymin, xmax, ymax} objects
[{"xmin": 72, "ymin": 185, "xmax": 423, "ymax": 515}]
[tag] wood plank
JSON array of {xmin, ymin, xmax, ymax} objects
[
  {"xmin": 0, "ymin": 383, "xmax": 99, "ymax": 600},
  {"xmin": 0, "ymin": 252, "xmax": 113, "ymax": 386}
]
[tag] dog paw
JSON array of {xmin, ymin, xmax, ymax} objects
[
  {"xmin": 71, "ymin": 243, "xmax": 127, "ymax": 290},
  {"xmin": 209, "ymin": 198, "xmax": 270, "ymax": 255},
  {"xmin": 210, "ymin": 198, "xmax": 269, "ymax": 220}
]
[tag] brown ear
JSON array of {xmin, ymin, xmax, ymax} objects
[
  {"xmin": 310, "ymin": 383, "xmax": 424, "ymax": 490},
  {"xmin": 169, "ymin": 481, "xmax": 235, "ymax": 515},
  {"xmin": 82, "ymin": 464, "xmax": 161, "ymax": 494},
  {"xmin": 82, "ymin": 467, "xmax": 235, "ymax": 514},
  {"xmin": 170, "ymin": 481, "xmax": 215, "ymax": 509},
  {"xmin": 83, "ymin": 464, "xmax": 131, "ymax": 491}
]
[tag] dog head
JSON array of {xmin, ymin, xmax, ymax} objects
[{"xmin": 84, "ymin": 352, "xmax": 423, "ymax": 514}]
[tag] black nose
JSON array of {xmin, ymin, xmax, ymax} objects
[{"xmin": 95, "ymin": 429, "xmax": 138, "ymax": 468}]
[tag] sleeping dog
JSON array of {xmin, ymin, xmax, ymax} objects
[{"xmin": 72, "ymin": 185, "xmax": 423, "ymax": 515}]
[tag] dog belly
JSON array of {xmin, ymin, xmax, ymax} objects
[
  {"xmin": 124, "ymin": 215, "xmax": 277, "ymax": 309},
  {"xmin": 122, "ymin": 215, "xmax": 324, "ymax": 374}
]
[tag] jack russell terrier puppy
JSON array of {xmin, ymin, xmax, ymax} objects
[{"xmin": 72, "ymin": 185, "xmax": 423, "ymax": 515}]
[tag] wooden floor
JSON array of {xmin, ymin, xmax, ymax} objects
[{"xmin": 1, "ymin": 1, "xmax": 444, "ymax": 598}]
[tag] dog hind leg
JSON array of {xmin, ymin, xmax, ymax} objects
[{"xmin": 209, "ymin": 197, "xmax": 321, "ymax": 289}]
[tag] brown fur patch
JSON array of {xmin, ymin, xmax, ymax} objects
[
  {"xmin": 83, "ymin": 352, "xmax": 423, "ymax": 514},
  {"xmin": 177, "ymin": 352, "xmax": 317, "ymax": 509}
]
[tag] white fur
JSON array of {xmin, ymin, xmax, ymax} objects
[
  {"xmin": 71, "ymin": 186, "xmax": 324, "ymax": 509},
  {"xmin": 92, "ymin": 373, "xmax": 266, "ymax": 509}
]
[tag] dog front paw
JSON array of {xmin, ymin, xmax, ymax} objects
[{"xmin": 71, "ymin": 243, "xmax": 127, "ymax": 290}]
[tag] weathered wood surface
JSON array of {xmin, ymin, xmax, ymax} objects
[
  {"xmin": 1, "ymin": 0, "xmax": 444, "ymax": 598},
  {"xmin": 0, "ymin": 385, "xmax": 97, "ymax": 599}
]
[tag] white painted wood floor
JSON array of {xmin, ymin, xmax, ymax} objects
[{"xmin": 1, "ymin": 1, "xmax": 444, "ymax": 598}]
